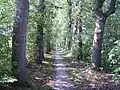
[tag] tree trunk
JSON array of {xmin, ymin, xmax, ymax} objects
[
  {"xmin": 63, "ymin": 38, "xmax": 66, "ymax": 49},
  {"xmin": 92, "ymin": 0, "xmax": 116, "ymax": 68},
  {"xmin": 12, "ymin": 0, "xmax": 29, "ymax": 82},
  {"xmin": 77, "ymin": 19, "xmax": 82, "ymax": 60},
  {"xmin": 36, "ymin": 24, "xmax": 44, "ymax": 64},
  {"xmin": 74, "ymin": 20, "xmax": 78, "ymax": 39},
  {"xmin": 92, "ymin": 17, "xmax": 106, "ymax": 67},
  {"xmin": 46, "ymin": 40, "xmax": 51, "ymax": 54},
  {"xmin": 35, "ymin": 0, "xmax": 45, "ymax": 64},
  {"xmin": 75, "ymin": 1, "xmax": 83, "ymax": 60},
  {"xmin": 67, "ymin": 0, "xmax": 72, "ymax": 50}
]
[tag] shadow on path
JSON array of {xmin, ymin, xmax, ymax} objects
[{"xmin": 53, "ymin": 49, "xmax": 78, "ymax": 90}]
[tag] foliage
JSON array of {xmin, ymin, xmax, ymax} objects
[
  {"xmin": 108, "ymin": 40, "xmax": 120, "ymax": 74},
  {"xmin": 0, "ymin": 34, "xmax": 11, "ymax": 79},
  {"xmin": 0, "ymin": 0, "xmax": 120, "ymax": 86},
  {"xmin": 102, "ymin": 4, "xmax": 120, "ymax": 73},
  {"xmin": 0, "ymin": 0, "xmax": 14, "ymax": 79}
]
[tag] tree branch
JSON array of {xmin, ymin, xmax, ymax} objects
[
  {"xmin": 93, "ymin": 0, "xmax": 105, "ymax": 11},
  {"xmin": 93, "ymin": 0, "xmax": 105, "ymax": 18},
  {"xmin": 104, "ymin": 0, "xmax": 117, "ymax": 18},
  {"xmin": 67, "ymin": 0, "xmax": 72, "ymax": 6}
]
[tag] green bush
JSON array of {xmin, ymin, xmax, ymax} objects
[
  {"xmin": 107, "ymin": 40, "xmax": 120, "ymax": 74},
  {"xmin": 0, "ymin": 34, "xmax": 12, "ymax": 79}
]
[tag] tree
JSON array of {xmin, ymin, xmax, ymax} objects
[
  {"xmin": 75, "ymin": 1, "xmax": 83, "ymax": 61},
  {"xmin": 92, "ymin": 0, "xmax": 117, "ymax": 68},
  {"xmin": 35, "ymin": 0, "xmax": 45, "ymax": 64},
  {"xmin": 12, "ymin": 0, "xmax": 29, "ymax": 82},
  {"xmin": 77, "ymin": 19, "xmax": 82, "ymax": 60},
  {"xmin": 67, "ymin": 0, "xmax": 72, "ymax": 50},
  {"xmin": 44, "ymin": 2, "xmax": 55, "ymax": 54}
]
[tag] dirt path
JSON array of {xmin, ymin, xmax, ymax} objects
[
  {"xmin": 1, "ymin": 50, "xmax": 119, "ymax": 90},
  {"xmin": 53, "ymin": 50, "xmax": 78, "ymax": 90}
]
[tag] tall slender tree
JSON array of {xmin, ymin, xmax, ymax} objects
[
  {"xmin": 92, "ymin": 0, "xmax": 117, "ymax": 68},
  {"xmin": 35, "ymin": 0, "xmax": 45, "ymax": 64},
  {"xmin": 77, "ymin": 19, "xmax": 82, "ymax": 60},
  {"xmin": 67, "ymin": 0, "xmax": 72, "ymax": 50},
  {"xmin": 12, "ymin": 0, "xmax": 29, "ymax": 82},
  {"xmin": 76, "ymin": 1, "xmax": 83, "ymax": 61}
]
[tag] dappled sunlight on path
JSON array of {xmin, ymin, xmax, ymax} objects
[{"xmin": 51, "ymin": 49, "xmax": 78, "ymax": 90}]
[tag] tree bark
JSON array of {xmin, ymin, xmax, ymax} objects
[
  {"xmin": 92, "ymin": 0, "xmax": 116, "ymax": 68},
  {"xmin": 35, "ymin": 0, "xmax": 45, "ymax": 64},
  {"xmin": 92, "ymin": 17, "xmax": 106, "ymax": 67},
  {"xmin": 67, "ymin": 0, "xmax": 72, "ymax": 50},
  {"xmin": 12, "ymin": 0, "xmax": 29, "ymax": 82},
  {"xmin": 75, "ymin": 1, "xmax": 83, "ymax": 60},
  {"xmin": 77, "ymin": 19, "xmax": 82, "ymax": 60},
  {"xmin": 46, "ymin": 40, "xmax": 51, "ymax": 54}
]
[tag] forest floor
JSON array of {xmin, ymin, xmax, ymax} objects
[
  {"xmin": 0, "ymin": 50, "xmax": 120, "ymax": 90},
  {"xmin": 60, "ymin": 51, "xmax": 120, "ymax": 90}
]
